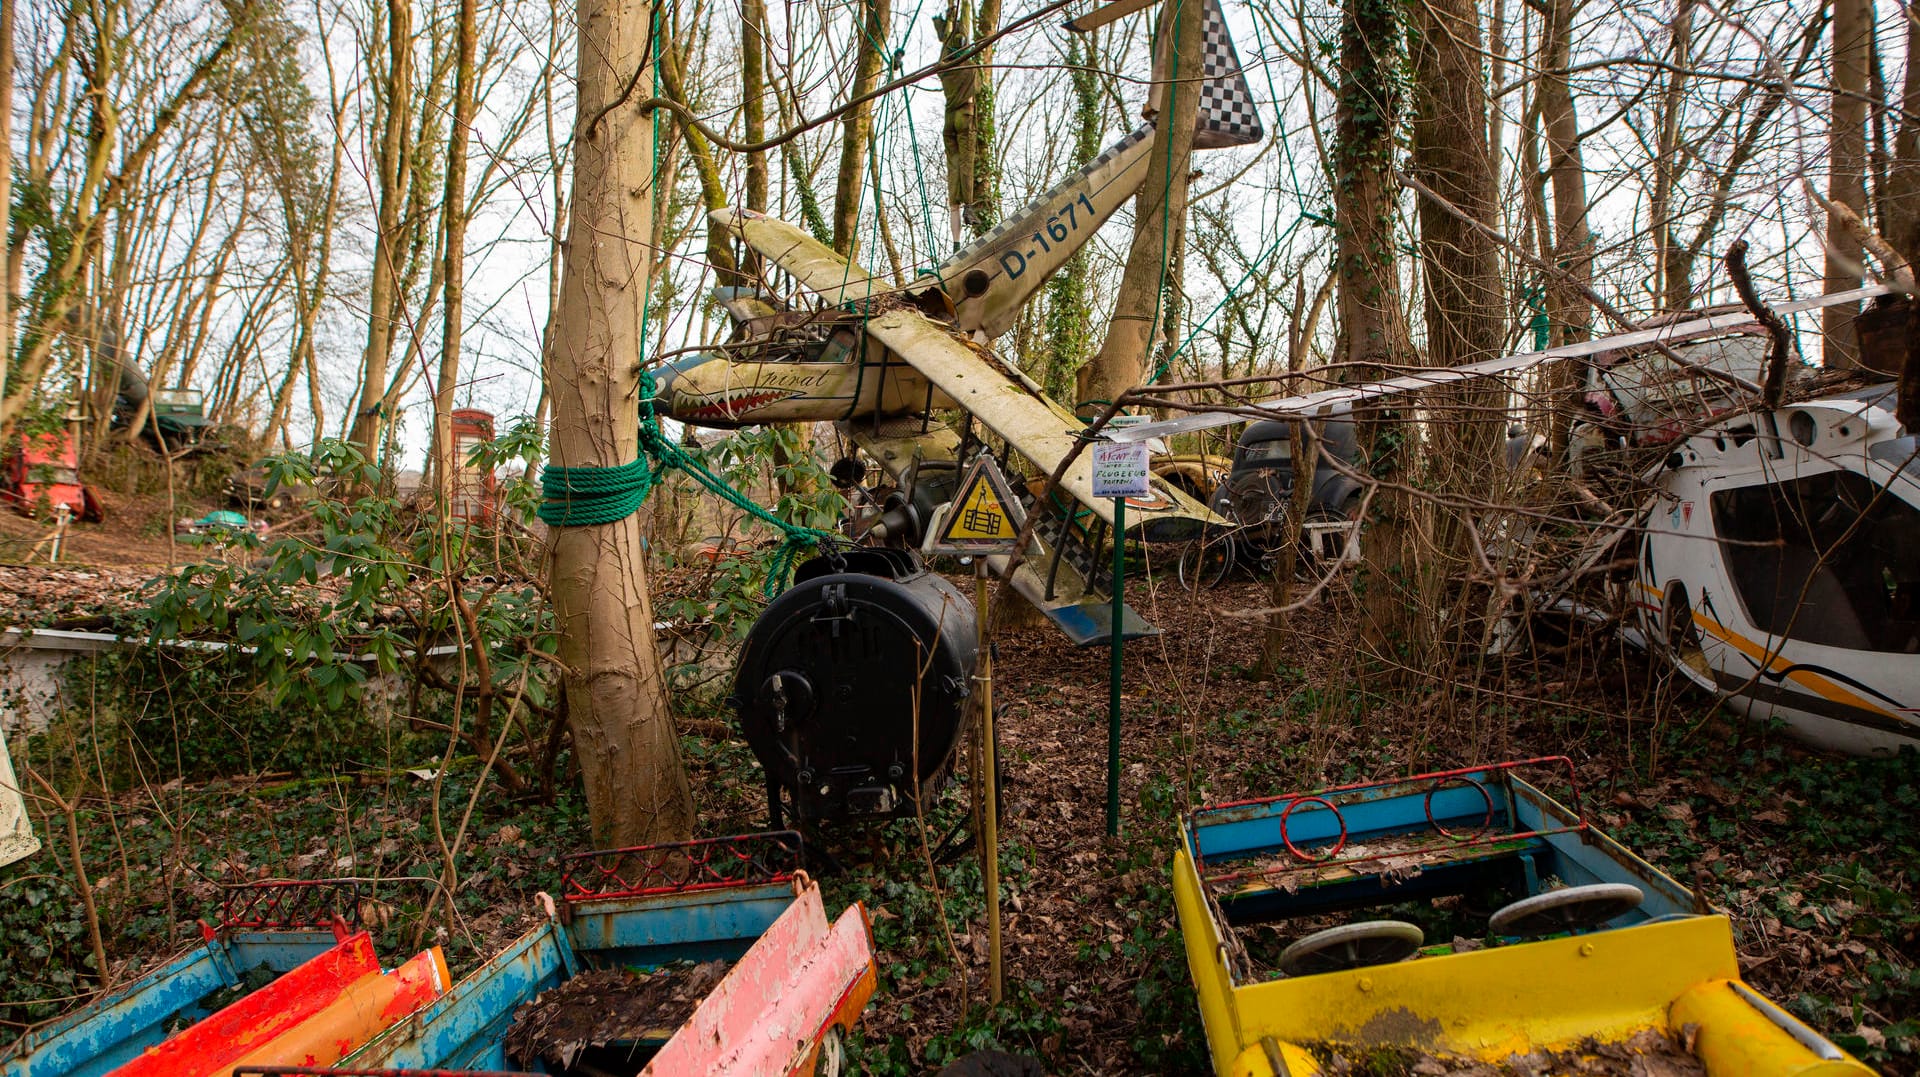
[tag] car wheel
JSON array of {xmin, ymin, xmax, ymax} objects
[{"xmin": 1177, "ymin": 531, "xmax": 1236, "ymax": 591}]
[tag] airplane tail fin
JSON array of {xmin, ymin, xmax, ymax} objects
[{"xmin": 1189, "ymin": 0, "xmax": 1263, "ymax": 149}]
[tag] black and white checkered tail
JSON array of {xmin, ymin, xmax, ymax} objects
[{"xmin": 1193, "ymin": 0, "xmax": 1263, "ymax": 149}]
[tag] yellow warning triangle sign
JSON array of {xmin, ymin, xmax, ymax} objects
[{"xmin": 932, "ymin": 456, "xmax": 1026, "ymax": 551}]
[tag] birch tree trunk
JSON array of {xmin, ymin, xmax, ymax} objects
[{"xmin": 547, "ymin": 0, "xmax": 695, "ymax": 846}]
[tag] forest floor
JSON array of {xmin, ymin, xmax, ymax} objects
[
  {"xmin": 1, "ymin": 560, "xmax": 1915, "ymax": 1074},
  {"xmin": 0, "ymin": 486, "xmax": 211, "ymax": 573}
]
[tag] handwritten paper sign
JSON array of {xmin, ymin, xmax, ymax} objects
[{"xmin": 1091, "ymin": 441, "xmax": 1151, "ymax": 498}]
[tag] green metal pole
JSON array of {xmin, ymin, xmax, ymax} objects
[{"xmin": 1107, "ymin": 496, "xmax": 1125, "ymax": 837}]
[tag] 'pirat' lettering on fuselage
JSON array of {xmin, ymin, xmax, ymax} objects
[{"xmin": 753, "ymin": 369, "xmax": 838, "ymax": 390}]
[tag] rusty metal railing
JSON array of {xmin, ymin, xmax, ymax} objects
[
  {"xmin": 559, "ymin": 830, "xmax": 803, "ymax": 902},
  {"xmin": 1191, "ymin": 757, "xmax": 1588, "ymax": 888}
]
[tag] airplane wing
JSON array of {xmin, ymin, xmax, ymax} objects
[
  {"xmin": 1107, "ymin": 284, "xmax": 1900, "ymax": 444},
  {"xmin": 712, "ymin": 209, "xmax": 889, "ymax": 308},
  {"xmin": 714, "ymin": 206, "xmax": 1220, "ymax": 539},
  {"xmin": 860, "ymin": 305, "xmax": 1219, "ymax": 541}
]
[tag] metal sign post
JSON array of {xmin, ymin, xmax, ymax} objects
[
  {"xmin": 1090, "ymin": 439, "xmax": 1150, "ymax": 837},
  {"xmin": 1107, "ymin": 496, "xmax": 1125, "ymax": 836},
  {"xmin": 929, "ymin": 454, "xmax": 1025, "ymax": 1005}
]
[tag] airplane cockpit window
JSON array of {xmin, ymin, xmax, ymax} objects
[
  {"xmin": 812, "ymin": 327, "xmax": 858, "ymax": 364},
  {"xmin": 745, "ymin": 323, "xmax": 862, "ymax": 365},
  {"xmin": 1712, "ymin": 469, "xmax": 1920, "ymax": 653}
]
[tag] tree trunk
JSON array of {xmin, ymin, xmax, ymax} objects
[
  {"xmin": 743, "ymin": 0, "xmax": 768, "ymax": 216},
  {"xmin": 0, "ymin": 0, "xmax": 13, "ymax": 399},
  {"xmin": 1333, "ymin": 0, "xmax": 1410, "ymax": 658},
  {"xmin": 1882, "ymin": 6, "xmax": 1920, "ymax": 259},
  {"xmin": 1041, "ymin": 33, "xmax": 1106, "ymax": 399},
  {"xmin": 1825, "ymin": 0, "xmax": 1870, "ymax": 368},
  {"xmin": 970, "ymin": 0, "xmax": 1003, "ymax": 230},
  {"xmin": 937, "ymin": 0, "xmax": 980, "ymax": 245},
  {"xmin": 1409, "ymin": 0, "xmax": 1506, "ymax": 651},
  {"xmin": 349, "ymin": 0, "xmax": 415, "ymax": 462},
  {"xmin": 1539, "ymin": 0, "xmax": 1591, "ymax": 454},
  {"xmin": 1076, "ymin": 0, "xmax": 1204, "ymax": 406},
  {"xmin": 658, "ymin": 34, "xmax": 738, "ymax": 287},
  {"xmin": 547, "ymin": 0, "xmax": 695, "ymax": 847},
  {"xmin": 431, "ymin": 0, "xmax": 480, "ymax": 505},
  {"xmin": 1650, "ymin": 0, "xmax": 1692, "ymax": 308},
  {"xmin": 832, "ymin": 0, "xmax": 890, "ymax": 256}
]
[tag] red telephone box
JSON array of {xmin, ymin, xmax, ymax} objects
[{"xmin": 449, "ymin": 409, "xmax": 499, "ymax": 524}]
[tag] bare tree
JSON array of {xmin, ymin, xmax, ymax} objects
[
  {"xmin": 1, "ymin": 0, "xmax": 261, "ymax": 436},
  {"xmin": 0, "ymin": 0, "xmax": 14, "ymax": 398},
  {"xmin": 545, "ymin": 0, "xmax": 695, "ymax": 845},
  {"xmin": 832, "ymin": 0, "xmax": 890, "ymax": 256},
  {"xmin": 431, "ymin": 0, "xmax": 483, "ymax": 502}
]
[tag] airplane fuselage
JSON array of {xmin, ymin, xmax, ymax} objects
[{"xmin": 655, "ymin": 329, "xmax": 958, "ymax": 428}]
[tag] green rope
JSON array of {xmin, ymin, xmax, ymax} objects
[
  {"xmin": 539, "ymin": 371, "xmax": 839, "ymax": 596},
  {"xmin": 538, "ymin": 458, "xmax": 656, "ymax": 527}
]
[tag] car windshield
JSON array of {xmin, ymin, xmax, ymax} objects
[{"xmin": 1240, "ymin": 439, "xmax": 1289, "ymax": 464}]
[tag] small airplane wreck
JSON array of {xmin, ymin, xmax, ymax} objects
[{"xmin": 652, "ymin": 0, "xmax": 1261, "ymax": 646}]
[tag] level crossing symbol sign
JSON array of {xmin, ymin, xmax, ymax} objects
[{"xmin": 931, "ymin": 456, "xmax": 1027, "ymax": 554}]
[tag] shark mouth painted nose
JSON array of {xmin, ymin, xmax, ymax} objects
[
  {"xmin": 680, "ymin": 384, "xmax": 801, "ymax": 419},
  {"xmin": 649, "ymin": 351, "xmax": 724, "ymax": 407}
]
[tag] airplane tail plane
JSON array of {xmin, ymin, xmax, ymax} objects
[{"xmin": 932, "ymin": 0, "xmax": 1261, "ymax": 338}]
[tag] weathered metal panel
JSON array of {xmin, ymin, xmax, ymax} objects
[
  {"xmin": 565, "ymin": 883, "xmax": 791, "ymax": 969},
  {"xmin": 0, "ymin": 728, "xmax": 37, "ymax": 867},
  {"xmin": 641, "ymin": 884, "xmax": 877, "ymax": 1076},
  {"xmin": 0, "ymin": 932, "xmax": 343, "ymax": 1077},
  {"xmin": 344, "ymin": 925, "xmax": 568, "ymax": 1072},
  {"xmin": 0, "ymin": 947, "xmax": 235, "ymax": 1077},
  {"xmin": 105, "ymin": 932, "xmax": 380, "ymax": 1077},
  {"xmin": 1172, "ymin": 762, "xmax": 1872, "ymax": 1075},
  {"xmin": 712, "ymin": 211, "xmax": 883, "ymax": 308},
  {"xmin": 861, "ymin": 308, "xmax": 1221, "ymax": 540}
]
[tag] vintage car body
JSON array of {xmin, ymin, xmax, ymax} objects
[{"xmin": 1623, "ymin": 383, "xmax": 1920, "ymax": 756}]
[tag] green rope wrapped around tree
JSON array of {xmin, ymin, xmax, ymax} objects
[
  {"xmin": 535, "ymin": 456, "xmax": 657, "ymax": 527},
  {"xmin": 538, "ymin": 368, "xmax": 840, "ymax": 595}
]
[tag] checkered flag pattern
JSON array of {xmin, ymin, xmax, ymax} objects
[{"xmin": 1194, "ymin": 0, "xmax": 1263, "ymax": 148}]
